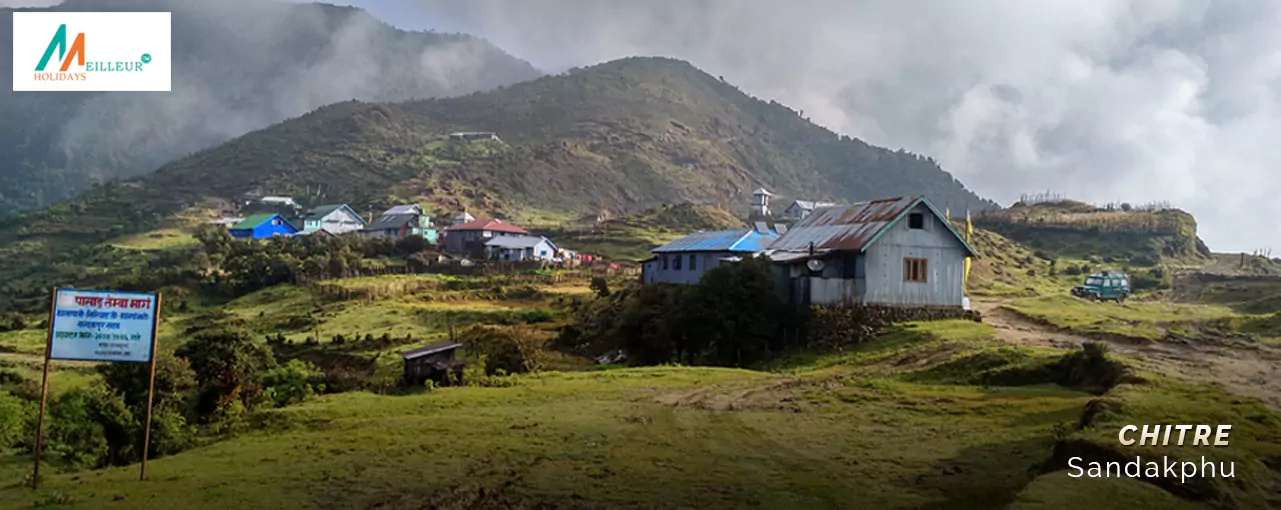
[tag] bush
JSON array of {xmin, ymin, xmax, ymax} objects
[
  {"xmin": 521, "ymin": 310, "xmax": 555, "ymax": 324},
  {"xmin": 590, "ymin": 277, "xmax": 611, "ymax": 298},
  {"xmin": 43, "ymin": 387, "xmax": 137, "ymax": 469},
  {"xmin": 262, "ymin": 359, "xmax": 322, "ymax": 407},
  {"xmin": 0, "ymin": 390, "xmax": 33, "ymax": 450},
  {"xmin": 460, "ymin": 325, "xmax": 549, "ymax": 375},
  {"xmin": 1064, "ymin": 265, "xmax": 1082, "ymax": 276},
  {"xmin": 1129, "ymin": 269, "xmax": 1171, "ymax": 292},
  {"xmin": 176, "ymin": 329, "xmax": 274, "ymax": 419}
]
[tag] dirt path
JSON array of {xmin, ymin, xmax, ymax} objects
[{"xmin": 974, "ymin": 298, "xmax": 1281, "ymax": 412}]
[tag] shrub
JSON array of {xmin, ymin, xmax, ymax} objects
[
  {"xmin": 1129, "ymin": 269, "xmax": 1171, "ymax": 292},
  {"xmin": 521, "ymin": 310, "xmax": 555, "ymax": 324},
  {"xmin": 0, "ymin": 390, "xmax": 33, "ymax": 450},
  {"xmin": 262, "ymin": 359, "xmax": 322, "ymax": 408},
  {"xmin": 176, "ymin": 329, "xmax": 275, "ymax": 419},
  {"xmin": 1064, "ymin": 265, "xmax": 1082, "ymax": 276},
  {"xmin": 590, "ymin": 277, "xmax": 611, "ymax": 298},
  {"xmin": 43, "ymin": 387, "xmax": 137, "ymax": 469},
  {"xmin": 460, "ymin": 325, "xmax": 549, "ymax": 374}
]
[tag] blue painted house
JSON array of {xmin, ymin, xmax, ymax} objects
[
  {"xmin": 228, "ymin": 213, "xmax": 299, "ymax": 239},
  {"xmin": 641, "ymin": 224, "xmax": 781, "ymax": 285}
]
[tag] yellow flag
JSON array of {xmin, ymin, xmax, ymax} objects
[{"xmin": 964, "ymin": 210, "xmax": 972, "ymax": 293}]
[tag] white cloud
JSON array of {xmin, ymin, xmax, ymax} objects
[{"xmin": 344, "ymin": 0, "xmax": 1281, "ymax": 252}]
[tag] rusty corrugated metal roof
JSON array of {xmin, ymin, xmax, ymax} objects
[
  {"xmin": 767, "ymin": 195, "xmax": 979, "ymax": 257},
  {"xmin": 769, "ymin": 196, "xmax": 920, "ymax": 253}
]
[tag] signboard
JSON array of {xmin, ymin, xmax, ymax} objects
[{"xmin": 49, "ymin": 288, "xmax": 158, "ymax": 363}]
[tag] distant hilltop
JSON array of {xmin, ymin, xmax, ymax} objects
[{"xmin": 974, "ymin": 197, "xmax": 1211, "ymax": 263}]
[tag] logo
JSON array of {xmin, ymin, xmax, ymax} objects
[
  {"xmin": 12, "ymin": 12, "xmax": 171, "ymax": 92},
  {"xmin": 35, "ymin": 24, "xmax": 86, "ymax": 73}
]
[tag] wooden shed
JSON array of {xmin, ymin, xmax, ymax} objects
[{"xmin": 400, "ymin": 342, "xmax": 465, "ymax": 386}]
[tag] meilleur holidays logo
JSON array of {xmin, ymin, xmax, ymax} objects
[{"xmin": 12, "ymin": 12, "xmax": 171, "ymax": 92}]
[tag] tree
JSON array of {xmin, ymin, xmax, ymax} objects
[
  {"xmin": 686, "ymin": 255, "xmax": 785, "ymax": 366},
  {"xmin": 176, "ymin": 329, "xmax": 275, "ymax": 419}
]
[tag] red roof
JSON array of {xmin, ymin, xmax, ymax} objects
[{"xmin": 444, "ymin": 218, "xmax": 528, "ymax": 234}]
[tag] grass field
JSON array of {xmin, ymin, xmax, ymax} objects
[
  {"xmin": 1004, "ymin": 295, "xmax": 1243, "ymax": 341},
  {"xmin": 0, "ymin": 325, "xmax": 1094, "ymax": 509},
  {"xmin": 3, "ymin": 315, "xmax": 1274, "ymax": 509}
]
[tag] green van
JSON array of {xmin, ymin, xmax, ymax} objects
[{"xmin": 1071, "ymin": 271, "xmax": 1131, "ymax": 302}]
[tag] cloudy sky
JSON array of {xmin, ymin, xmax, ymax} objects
[{"xmin": 327, "ymin": 0, "xmax": 1275, "ymax": 253}]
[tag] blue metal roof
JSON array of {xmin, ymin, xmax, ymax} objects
[{"xmin": 651, "ymin": 228, "xmax": 779, "ymax": 253}]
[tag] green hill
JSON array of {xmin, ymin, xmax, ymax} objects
[
  {"xmin": 0, "ymin": 57, "xmax": 994, "ymax": 306},
  {"xmin": 0, "ymin": 0, "xmax": 540, "ymax": 215},
  {"xmin": 973, "ymin": 200, "xmax": 1211, "ymax": 264}
]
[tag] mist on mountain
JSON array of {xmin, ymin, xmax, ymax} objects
[{"xmin": 0, "ymin": 0, "xmax": 540, "ymax": 214}]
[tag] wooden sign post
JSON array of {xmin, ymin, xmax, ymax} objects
[{"xmin": 32, "ymin": 288, "xmax": 161, "ymax": 489}]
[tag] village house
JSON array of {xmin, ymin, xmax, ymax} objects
[
  {"xmin": 484, "ymin": 235, "xmax": 558, "ymax": 262},
  {"xmin": 301, "ymin": 204, "xmax": 366, "ymax": 235},
  {"xmin": 641, "ymin": 223, "xmax": 781, "ymax": 285},
  {"xmin": 768, "ymin": 195, "xmax": 978, "ymax": 308},
  {"xmin": 443, "ymin": 218, "xmax": 529, "ymax": 258},
  {"xmin": 400, "ymin": 342, "xmax": 464, "ymax": 386},
  {"xmin": 782, "ymin": 200, "xmax": 838, "ymax": 220},
  {"xmin": 362, "ymin": 204, "xmax": 438, "ymax": 243},
  {"xmin": 227, "ymin": 213, "xmax": 299, "ymax": 239}
]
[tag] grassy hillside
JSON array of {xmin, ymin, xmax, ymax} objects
[
  {"xmin": 0, "ymin": 0, "xmax": 540, "ymax": 216},
  {"xmin": 974, "ymin": 200, "xmax": 1211, "ymax": 263},
  {"xmin": 2, "ymin": 314, "xmax": 1275, "ymax": 509},
  {"xmin": 0, "ymin": 57, "xmax": 994, "ymax": 306}
]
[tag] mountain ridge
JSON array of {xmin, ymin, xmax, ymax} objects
[{"xmin": 0, "ymin": 0, "xmax": 541, "ymax": 215}]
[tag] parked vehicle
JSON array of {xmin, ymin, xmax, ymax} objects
[{"xmin": 1071, "ymin": 271, "xmax": 1131, "ymax": 302}]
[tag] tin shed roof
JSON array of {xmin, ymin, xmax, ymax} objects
[
  {"xmin": 366, "ymin": 214, "xmax": 418, "ymax": 231},
  {"xmin": 650, "ymin": 228, "xmax": 778, "ymax": 253},
  {"xmin": 400, "ymin": 342, "xmax": 462, "ymax": 360},
  {"xmin": 485, "ymin": 235, "xmax": 553, "ymax": 249},
  {"xmin": 768, "ymin": 196, "xmax": 979, "ymax": 257}
]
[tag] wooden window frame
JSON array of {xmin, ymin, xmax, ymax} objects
[{"xmin": 903, "ymin": 258, "xmax": 928, "ymax": 282}]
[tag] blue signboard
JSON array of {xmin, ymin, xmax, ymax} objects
[{"xmin": 49, "ymin": 288, "xmax": 158, "ymax": 363}]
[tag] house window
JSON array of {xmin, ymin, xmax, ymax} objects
[
  {"xmin": 673, "ymin": 254, "xmax": 682, "ymax": 270},
  {"xmin": 662, "ymin": 256, "xmax": 669, "ymax": 270},
  {"xmin": 689, "ymin": 254, "xmax": 696, "ymax": 270},
  {"xmin": 903, "ymin": 258, "xmax": 928, "ymax": 282},
  {"xmin": 271, "ymin": 219, "xmax": 281, "ymax": 226},
  {"xmin": 908, "ymin": 213, "xmax": 925, "ymax": 230}
]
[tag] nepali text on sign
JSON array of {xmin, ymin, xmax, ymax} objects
[{"xmin": 49, "ymin": 289, "xmax": 157, "ymax": 363}]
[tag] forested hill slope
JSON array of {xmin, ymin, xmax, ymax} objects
[
  {"xmin": 0, "ymin": 0, "xmax": 541, "ymax": 215},
  {"xmin": 0, "ymin": 57, "xmax": 994, "ymax": 302}
]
